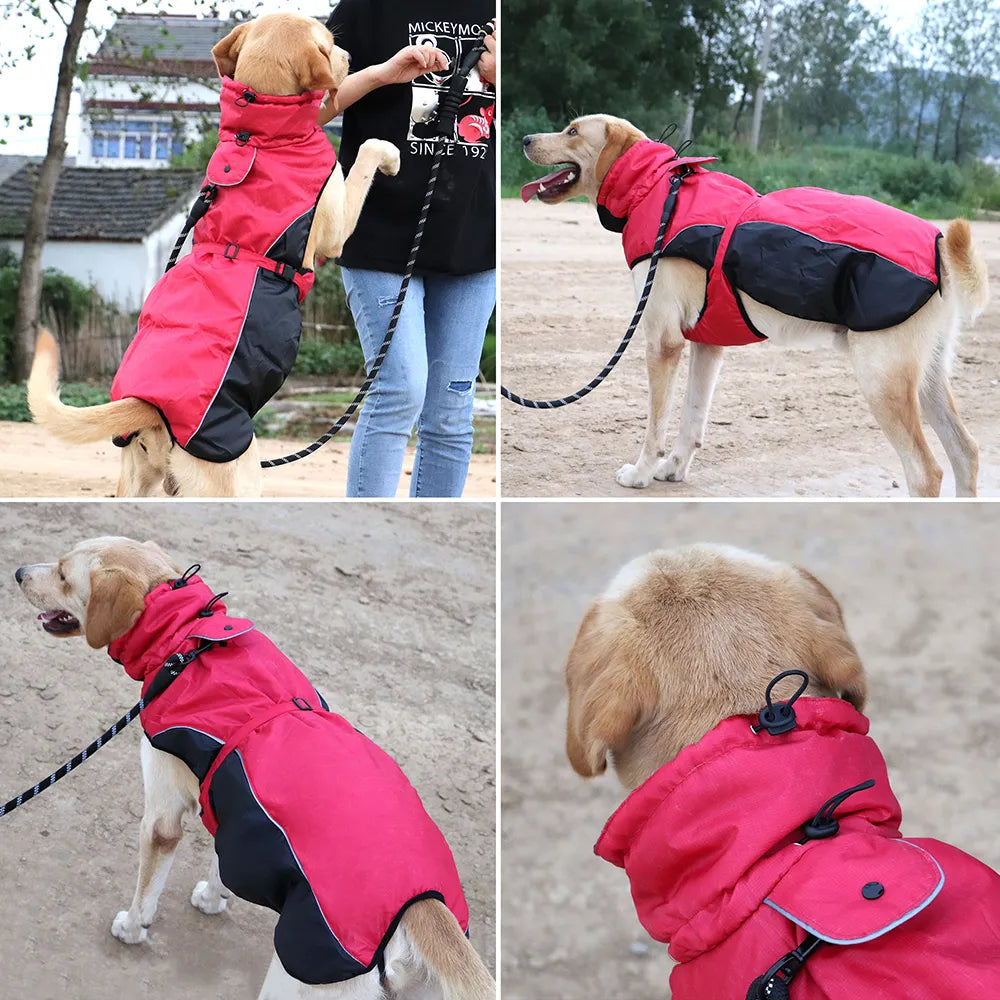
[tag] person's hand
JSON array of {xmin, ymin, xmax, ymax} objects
[
  {"xmin": 375, "ymin": 44, "xmax": 450, "ymax": 87},
  {"xmin": 479, "ymin": 19, "xmax": 497, "ymax": 87}
]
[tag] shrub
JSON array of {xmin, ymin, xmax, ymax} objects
[
  {"xmin": 0, "ymin": 381, "xmax": 109, "ymax": 422},
  {"xmin": 293, "ymin": 338, "xmax": 366, "ymax": 377}
]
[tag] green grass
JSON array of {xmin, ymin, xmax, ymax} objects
[{"xmin": 0, "ymin": 382, "xmax": 109, "ymax": 422}]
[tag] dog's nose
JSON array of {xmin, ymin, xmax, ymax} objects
[
  {"xmin": 14, "ymin": 566, "xmax": 25, "ymax": 584},
  {"xmin": 522, "ymin": 135, "xmax": 533, "ymax": 148}
]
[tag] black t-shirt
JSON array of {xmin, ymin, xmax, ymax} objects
[{"xmin": 329, "ymin": 0, "xmax": 496, "ymax": 276}]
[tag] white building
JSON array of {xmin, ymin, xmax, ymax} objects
[{"xmin": 75, "ymin": 13, "xmax": 232, "ymax": 169}]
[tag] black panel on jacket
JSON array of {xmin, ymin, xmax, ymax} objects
[
  {"xmin": 724, "ymin": 222, "xmax": 940, "ymax": 331},
  {"xmin": 630, "ymin": 223, "xmax": 725, "ymax": 271},
  {"xmin": 149, "ymin": 726, "xmax": 222, "ymax": 783},
  {"xmin": 210, "ymin": 749, "xmax": 365, "ymax": 984},
  {"xmin": 186, "ymin": 269, "xmax": 301, "ymax": 463}
]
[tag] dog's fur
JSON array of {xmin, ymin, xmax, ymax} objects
[
  {"xmin": 524, "ymin": 115, "xmax": 990, "ymax": 497},
  {"xmin": 28, "ymin": 13, "xmax": 401, "ymax": 499},
  {"xmin": 564, "ymin": 544, "xmax": 866, "ymax": 790},
  {"xmin": 17, "ymin": 537, "xmax": 494, "ymax": 1000}
]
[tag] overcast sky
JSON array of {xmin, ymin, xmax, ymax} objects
[{"xmin": 0, "ymin": 0, "xmax": 920, "ymax": 157}]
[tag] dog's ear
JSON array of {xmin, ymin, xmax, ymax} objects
[
  {"xmin": 212, "ymin": 22, "xmax": 249, "ymax": 78},
  {"xmin": 299, "ymin": 42, "xmax": 340, "ymax": 93},
  {"xmin": 85, "ymin": 568, "xmax": 147, "ymax": 649},
  {"xmin": 796, "ymin": 567, "xmax": 867, "ymax": 710},
  {"xmin": 596, "ymin": 120, "xmax": 643, "ymax": 188},
  {"xmin": 565, "ymin": 602, "xmax": 656, "ymax": 777}
]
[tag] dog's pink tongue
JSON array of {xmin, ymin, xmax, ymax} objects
[
  {"xmin": 37, "ymin": 611, "xmax": 59, "ymax": 621},
  {"xmin": 520, "ymin": 167, "xmax": 575, "ymax": 202}
]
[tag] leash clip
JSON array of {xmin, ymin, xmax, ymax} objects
[{"xmin": 746, "ymin": 933, "xmax": 823, "ymax": 1000}]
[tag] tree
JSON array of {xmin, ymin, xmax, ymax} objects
[{"xmin": 9, "ymin": 0, "xmax": 91, "ymax": 383}]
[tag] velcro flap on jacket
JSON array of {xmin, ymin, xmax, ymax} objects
[
  {"xmin": 764, "ymin": 835, "xmax": 944, "ymax": 944},
  {"xmin": 185, "ymin": 614, "xmax": 255, "ymax": 643},
  {"xmin": 205, "ymin": 143, "xmax": 256, "ymax": 186}
]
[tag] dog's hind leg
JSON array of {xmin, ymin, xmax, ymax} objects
[
  {"xmin": 847, "ymin": 332, "xmax": 943, "ymax": 497},
  {"xmin": 918, "ymin": 335, "xmax": 979, "ymax": 496},
  {"xmin": 655, "ymin": 342, "xmax": 725, "ymax": 483},
  {"xmin": 257, "ymin": 952, "xmax": 385, "ymax": 1000},
  {"xmin": 167, "ymin": 436, "xmax": 262, "ymax": 498},
  {"xmin": 112, "ymin": 737, "xmax": 199, "ymax": 944}
]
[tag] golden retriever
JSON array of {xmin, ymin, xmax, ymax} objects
[
  {"xmin": 16, "ymin": 536, "xmax": 494, "ymax": 1000},
  {"xmin": 523, "ymin": 115, "xmax": 989, "ymax": 497},
  {"xmin": 564, "ymin": 543, "xmax": 1000, "ymax": 999},
  {"xmin": 28, "ymin": 13, "xmax": 400, "ymax": 498}
]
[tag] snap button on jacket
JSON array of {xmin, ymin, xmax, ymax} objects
[
  {"xmin": 111, "ymin": 80, "xmax": 338, "ymax": 462},
  {"xmin": 597, "ymin": 141, "xmax": 943, "ymax": 347},
  {"xmin": 595, "ymin": 699, "xmax": 1000, "ymax": 999},
  {"xmin": 108, "ymin": 578, "xmax": 470, "ymax": 985}
]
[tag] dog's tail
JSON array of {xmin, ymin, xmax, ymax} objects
[
  {"xmin": 392, "ymin": 898, "xmax": 495, "ymax": 1000},
  {"xmin": 27, "ymin": 328, "xmax": 161, "ymax": 444},
  {"xmin": 941, "ymin": 219, "xmax": 989, "ymax": 324}
]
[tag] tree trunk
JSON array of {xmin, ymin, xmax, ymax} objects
[
  {"xmin": 953, "ymin": 82, "xmax": 971, "ymax": 163},
  {"xmin": 12, "ymin": 0, "xmax": 92, "ymax": 381},
  {"xmin": 751, "ymin": 0, "xmax": 775, "ymax": 152}
]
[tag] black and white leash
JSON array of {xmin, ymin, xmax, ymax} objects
[
  {"xmin": 500, "ymin": 171, "xmax": 683, "ymax": 409},
  {"xmin": 0, "ymin": 639, "xmax": 212, "ymax": 820},
  {"xmin": 260, "ymin": 20, "xmax": 496, "ymax": 468}
]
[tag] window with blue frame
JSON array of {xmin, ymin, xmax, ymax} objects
[{"xmin": 91, "ymin": 117, "xmax": 184, "ymax": 163}]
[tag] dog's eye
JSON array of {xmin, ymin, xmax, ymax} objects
[{"xmin": 567, "ymin": 127, "xmax": 578, "ymax": 136}]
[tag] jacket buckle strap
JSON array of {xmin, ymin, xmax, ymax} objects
[
  {"xmin": 224, "ymin": 242, "xmax": 239, "ymax": 260},
  {"xmin": 745, "ymin": 933, "xmax": 823, "ymax": 1000},
  {"xmin": 111, "ymin": 431, "xmax": 138, "ymax": 448},
  {"xmin": 271, "ymin": 260, "xmax": 297, "ymax": 282}
]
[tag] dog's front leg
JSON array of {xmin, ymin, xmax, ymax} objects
[
  {"xmin": 655, "ymin": 342, "xmax": 725, "ymax": 482},
  {"xmin": 304, "ymin": 139, "xmax": 400, "ymax": 265},
  {"xmin": 112, "ymin": 737, "xmax": 199, "ymax": 944},
  {"xmin": 191, "ymin": 850, "xmax": 230, "ymax": 915}
]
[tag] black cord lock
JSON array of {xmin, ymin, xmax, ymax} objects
[
  {"xmin": 753, "ymin": 669, "xmax": 810, "ymax": 736},
  {"xmin": 197, "ymin": 591, "xmax": 229, "ymax": 618},
  {"xmin": 172, "ymin": 564, "xmax": 201, "ymax": 589},
  {"xmin": 802, "ymin": 778, "xmax": 876, "ymax": 841}
]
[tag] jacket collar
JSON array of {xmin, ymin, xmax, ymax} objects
[
  {"xmin": 107, "ymin": 576, "xmax": 255, "ymax": 684},
  {"xmin": 596, "ymin": 139, "xmax": 717, "ymax": 232},
  {"xmin": 218, "ymin": 77, "xmax": 326, "ymax": 146},
  {"xmin": 594, "ymin": 698, "xmax": 904, "ymax": 961}
]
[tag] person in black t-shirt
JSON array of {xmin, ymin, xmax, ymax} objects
[{"xmin": 323, "ymin": 2, "xmax": 496, "ymax": 498}]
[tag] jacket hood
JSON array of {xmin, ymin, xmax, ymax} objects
[
  {"xmin": 218, "ymin": 78, "xmax": 326, "ymax": 146},
  {"xmin": 107, "ymin": 576, "xmax": 254, "ymax": 686},
  {"xmin": 596, "ymin": 139, "xmax": 717, "ymax": 232},
  {"xmin": 595, "ymin": 698, "xmax": 904, "ymax": 962}
]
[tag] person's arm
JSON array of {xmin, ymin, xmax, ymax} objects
[{"xmin": 318, "ymin": 44, "xmax": 450, "ymax": 125}]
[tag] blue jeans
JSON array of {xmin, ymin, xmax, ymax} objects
[{"xmin": 342, "ymin": 267, "xmax": 496, "ymax": 498}]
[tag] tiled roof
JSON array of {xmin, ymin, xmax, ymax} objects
[
  {"xmin": 91, "ymin": 15, "xmax": 234, "ymax": 66},
  {"xmin": 0, "ymin": 164, "xmax": 202, "ymax": 240}
]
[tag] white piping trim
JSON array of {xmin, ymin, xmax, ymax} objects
[
  {"xmin": 763, "ymin": 840, "xmax": 945, "ymax": 945},
  {"xmin": 733, "ymin": 219, "xmax": 939, "ymax": 278},
  {"xmin": 186, "ymin": 624, "xmax": 255, "ymax": 641},
  {"xmin": 150, "ymin": 725, "xmax": 224, "ymax": 745},
  {"xmin": 186, "ymin": 268, "xmax": 261, "ymax": 445},
  {"xmin": 208, "ymin": 146, "xmax": 257, "ymax": 186},
  {"xmin": 228, "ymin": 747, "xmax": 357, "ymax": 961},
  {"xmin": 265, "ymin": 207, "xmax": 314, "ymax": 257}
]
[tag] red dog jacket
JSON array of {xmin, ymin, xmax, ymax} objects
[
  {"xmin": 596, "ymin": 698, "xmax": 1000, "ymax": 999},
  {"xmin": 596, "ymin": 140, "xmax": 943, "ymax": 347},
  {"xmin": 111, "ymin": 79, "xmax": 337, "ymax": 462},
  {"xmin": 107, "ymin": 576, "xmax": 469, "ymax": 985}
]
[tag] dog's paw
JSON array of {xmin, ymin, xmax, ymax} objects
[
  {"xmin": 190, "ymin": 880, "xmax": 229, "ymax": 915},
  {"xmin": 616, "ymin": 464, "xmax": 651, "ymax": 489},
  {"xmin": 111, "ymin": 910, "xmax": 147, "ymax": 945},
  {"xmin": 362, "ymin": 139, "xmax": 400, "ymax": 176},
  {"xmin": 653, "ymin": 455, "xmax": 687, "ymax": 482}
]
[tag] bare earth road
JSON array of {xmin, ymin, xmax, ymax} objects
[
  {"xmin": 501, "ymin": 503, "xmax": 1000, "ymax": 999},
  {"xmin": 500, "ymin": 203, "xmax": 1000, "ymax": 497},
  {"xmin": 0, "ymin": 503, "xmax": 495, "ymax": 1000},
  {"xmin": 0, "ymin": 424, "xmax": 496, "ymax": 498}
]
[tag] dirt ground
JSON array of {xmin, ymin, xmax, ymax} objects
[
  {"xmin": 500, "ymin": 203, "xmax": 1000, "ymax": 497},
  {"xmin": 0, "ymin": 503, "xmax": 495, "ymax": 999},
  {"xmin": 0, "ymin": 423, "xmax": 496, "ymax": 498},
  {"xmin": 501, "ymin": 502, "xmax": 1000, "ymax": 1000}
]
